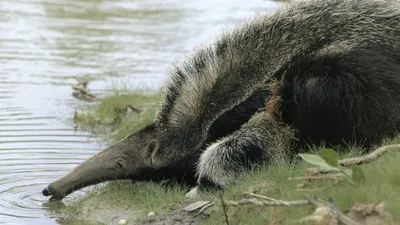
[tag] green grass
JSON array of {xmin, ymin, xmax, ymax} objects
[
  {"xmin": 201, "ymin": 148, "xmax": 400, "ymax": 224},
  {"xmin": 58, "ymin": 89, "xmax": 400, "ymax": 225},
  {"xmin": 57, "ymin": 181, "xmax": 189, "ymax": 223}
]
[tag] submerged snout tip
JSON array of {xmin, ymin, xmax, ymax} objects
[
  {"xmin": 42, "ymin": 186, "xmax": 51, "ymax": 196},
  {"xmin": 42, "ymin": 184, "xmax": 66, "ymax": 201}
]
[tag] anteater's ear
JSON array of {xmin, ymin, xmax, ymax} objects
[{"xmin": 145, "ymin": 139, "xmax": 160, "ymax": 166}]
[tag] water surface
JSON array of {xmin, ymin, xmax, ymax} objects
[{"xmin": 0, "ymin": 0, "xmax": 281, "ymax": 224}]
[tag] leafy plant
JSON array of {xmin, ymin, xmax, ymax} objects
[{"xmin": 298, "ymin": 149, "xmax": 366, "ymax": 184}]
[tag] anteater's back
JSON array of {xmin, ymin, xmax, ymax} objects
[{"xmin": 157, "ymin": 0, "xmax": 400, "ymax": 148}]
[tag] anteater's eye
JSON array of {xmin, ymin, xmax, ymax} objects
[{"xmin": 117, "ymin": 160, "xmax": 125, "ymax": 169}]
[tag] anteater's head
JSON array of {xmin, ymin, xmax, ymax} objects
[{"xmin": 42, "ymin": 123, "xmax": 199, "ymax": 201}]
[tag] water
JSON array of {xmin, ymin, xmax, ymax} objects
[{"xmin": 0, "ymin": 0, "xmax": 282, "ymax": 224}]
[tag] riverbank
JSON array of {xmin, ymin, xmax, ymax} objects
[{"xmin": 51, "ymin": 89, "xmax": 400, "ymax": 225}]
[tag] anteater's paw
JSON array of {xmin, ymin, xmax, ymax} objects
[{"xmin": 196, "ymin": 139, "xmax": 240, "ymax": 189}]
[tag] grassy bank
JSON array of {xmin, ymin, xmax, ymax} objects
[
  {"xmin": 55, "ymin": 89, "xmax": 400, "ymax": 225},
  {"xmin": 73, "ymin": 88, "xmax": 162, "ymax": 141}
]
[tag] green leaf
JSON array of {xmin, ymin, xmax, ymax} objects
[
  {"xmin": 352, "ymin": 165, "xmax": 366, "ymax": 184},
  {"xmin": 298, "ymin": 153, "xmax": 340, "ymax": 171},
  {"xmin": 343, "ymin": 168, "xmax": 353, "ymax": 178},
  {"xmin": 341, "ymin": 168, "xmax": 354, "ymax": 183},
  {"xmin": 319, "ymin": 149, "xmax": 339, "ymax": 167}
]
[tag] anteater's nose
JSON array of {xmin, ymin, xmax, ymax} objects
[{"xmin": 42, "ymin": 186, "xmax": 52, "ymax": 196}]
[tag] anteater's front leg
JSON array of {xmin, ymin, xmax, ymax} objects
[{"xmin": 196, "ymin": 111, "xmax": 294, "ymax": 189}]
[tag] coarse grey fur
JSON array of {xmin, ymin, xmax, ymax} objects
[{"xmin": 43, "ymin": 0, "xmax": 400, "ymax": 200}]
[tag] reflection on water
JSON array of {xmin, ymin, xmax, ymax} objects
[{"xmin": 0, "ymin": 0, "xmax": 281, "ymax": 224}]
